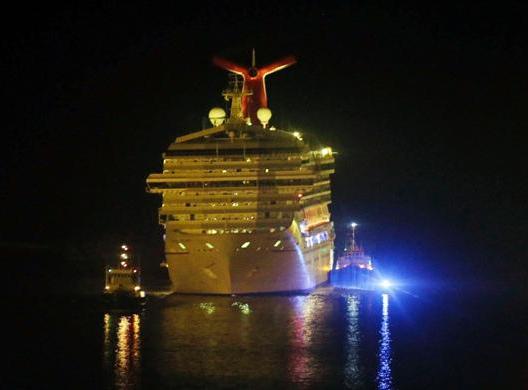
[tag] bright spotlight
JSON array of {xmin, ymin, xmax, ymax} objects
[{"xmin": 380, "ymin": 279, "xmax": 392, "ymax": 289}]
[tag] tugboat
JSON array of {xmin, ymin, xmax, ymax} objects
[
  {"xmin": 330, "ymin": 222, "xmax": 376, "ymax": 290},
  {"xmin": 103, "ymin": 244, "xmax": 146, "ymax": 308}
]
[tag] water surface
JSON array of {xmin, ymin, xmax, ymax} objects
[{"xmin": 7, "ymin": 289, "xmax": 527, "ymax": 389}]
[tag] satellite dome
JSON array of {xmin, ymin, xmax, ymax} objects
[
  {"xmin": 208, "ymin": 107, "xmax": 226, "ymax": 126},
  {"xmin": 257, "ymin": 107, "xmax": 272, "ymax": 127}
]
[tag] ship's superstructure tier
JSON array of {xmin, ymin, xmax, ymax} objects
[{"xmin": 147, "ymin": 124, "xmax": 335, "ymax": 294}]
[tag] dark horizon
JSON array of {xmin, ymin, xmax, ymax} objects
[{"xmin": 1, "ymin": 2, "xmax": 526, "ymax": 292}]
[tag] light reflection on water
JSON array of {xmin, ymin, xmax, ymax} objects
[
  {"xmin": 101, "ymin": 293, "xmax": 395, "ymax": 388},
  {"xmin": 344, "ymin": 294, "xmax": 364, "ymax": 388},
  {"xmin": 288, "ymin": 295, "xmax": 318, "ymax": 385},
  {"xmin": 377, "ymin": 293, "xmax": 392, "ymax": 390},
  {"xmin": 103, "ymin": 312, "xmax": 142, "ymax": 389}
]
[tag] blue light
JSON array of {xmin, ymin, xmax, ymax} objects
[{"xmin": 380, "ymin": 279, "xmax": 392, "ymax": 289}]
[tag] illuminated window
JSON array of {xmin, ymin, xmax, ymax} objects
[
  {"xmin": 241, "ymin": 241, "xmax": 250, "ymax": 249},
  {"xmin": 273, "ymin": 240, "xmax": 282, "ymax": 247},
  {"xmin": 178, "ymin": 242, "xmax": 187, "ymax": 250},
  {"xmin": 205, "ymin": 242, "xmax": 214, "ymax": 249}
]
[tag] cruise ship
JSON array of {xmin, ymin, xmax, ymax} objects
[{"xmin": 146, "ymin": 52, "xmax": 335, "ymax": 294}]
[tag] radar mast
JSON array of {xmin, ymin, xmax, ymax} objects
[{"xmin": 222, "ymin": 73, "xmax": 251, "ymax": 123}]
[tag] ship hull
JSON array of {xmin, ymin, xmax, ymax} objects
[{"xmin": 165, "ymin": 229, "xmax": 333, "ymax": 294}]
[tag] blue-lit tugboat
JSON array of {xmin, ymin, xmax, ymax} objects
[
  {"xmin": 102, "ymin": 244, "xmax": 146, "ymax": 309},
  {"xmin": 330, "ymin": 223, "xmax": 377, "ymax": 290}
]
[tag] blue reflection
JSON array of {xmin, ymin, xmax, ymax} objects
[
  {"xmin": 377, "ymin": 294, "xmax": 392, "ymax": 390},
  {"xmin": 344, "ymin": 294, "xmax": 364, "ymax": 387}
]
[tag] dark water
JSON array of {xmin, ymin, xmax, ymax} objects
[{"xmin": 7, "ymin": 289, "xmax": 527, "ymax": 389}]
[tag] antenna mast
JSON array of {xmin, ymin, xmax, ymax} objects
[{"xmin": 222, "ymin": 74, "xmax": 251, "ymax": 122}]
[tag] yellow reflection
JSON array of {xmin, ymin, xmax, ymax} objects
[
  {"xmin": 104, "ymin": 313, "xmax": 111, "ymax": 344},
  {"xmin": 232, "ymin": 301, "xmax": 251, "ymax": 315},
  {"xmin": 103, "ymin": 313, "xmax": 142, "ymax": 389},
  {"xmin": 103, "ymin": 313, "xmax": 111, "ymax": 369},
  {"xmin": 377, "ymin": 294, "xmax": 392, "ymax": 390},
  {"xmin": 199, "ymin": 302, "xmax": 216, "ymax": 314}
]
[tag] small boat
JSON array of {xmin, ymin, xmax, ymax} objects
[
  {"xmin": 329, "ymin": 223, "xmax": 377, "ymax": 290},
  {"xmin": 102, "ymin": 244, "xmax": 146, "ymax": 308},
  {"xmin": 336, "ymin": 223, "xmax": 374, "ymax": 271}
]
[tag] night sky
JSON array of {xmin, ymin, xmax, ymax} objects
[{"xmin": 2, "ymin": 2, "xmax": 526, "ymax": 291}]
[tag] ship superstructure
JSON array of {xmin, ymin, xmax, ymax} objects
[
  {"xmin": 147, "ymin": 53, "xmax": 335, "ymax": 294},
  {"xmin": 330, "ymin": 223, "xmax": 376, "ymax": 290},
  {"xmin": 336, "ymin": 223, "xmax": 373, "ymax": 271}
]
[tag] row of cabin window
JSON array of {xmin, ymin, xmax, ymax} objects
[
  {"xmin": 162, "ymin": 168, "xmax": 286, "ymax": 174},
  {"xmin": 163, "ymin": 200, "xmax": 291, "ymax": 208},
  {"xmin": 164, "ymin": 148, "xmax": 303, "ymax": 156},
  {"xmin": 164, "ymin": 189, "xmax": 304, "ymax": 198},
  {"xmin": 162, "ymin": 212, "xmax": 292, "ymax": 222},
  {"xmin": 150, "ymin": 179, "xmax": 313, "ymax": 189},
  {"xmin": 164, "ymin": 227, "xmax": 287, "ymax": 237},
  {"xmin": 164, "ymin": 156, "xmax": 303, "ymax": 163}
]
